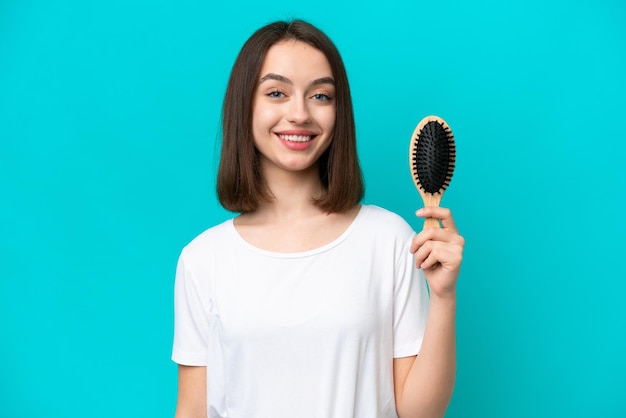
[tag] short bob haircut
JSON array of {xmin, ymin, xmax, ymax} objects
[{"xmin": 217, "ymin": 19, "xmax": 364, "ymax": 213}]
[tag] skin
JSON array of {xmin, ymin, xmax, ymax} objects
[
  {"xmin": 175, "ymin": 40, "xmax": 465, "ymax": 418},
  {"xmin": 251, "ymin": 40, "xmax": 336, "ymax": 180},
  {"xmin": 175, "ymin": 365, "xmax": 206, "ymax": 417},
  {"xmin": 394, "ymin": 206, "xmax": 464, "ymax": 418},
  {"xmin": 233, "ymin": 40, "xmax": 359, "ymax": 252}
]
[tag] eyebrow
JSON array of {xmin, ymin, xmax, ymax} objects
[{"xmin": 259, "ymin": 73, "xmax": 335, "ymax": 87}]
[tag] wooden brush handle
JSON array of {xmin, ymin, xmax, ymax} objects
[
  {"xmin": 423, "ymin": 216, "xmax": 441, "ymax": 229},
  {"xmin": 421, "ymin": 192, "xmax": 442, "ymax": 230}
]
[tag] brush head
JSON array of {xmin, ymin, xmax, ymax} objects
[{"xmin": 409, "ymin": 116, "xmax": 456, "ymax": 195}]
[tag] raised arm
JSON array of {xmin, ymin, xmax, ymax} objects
[{"xmin": 394, "ymin": 207, "xmax": 464, "ymax": 418}]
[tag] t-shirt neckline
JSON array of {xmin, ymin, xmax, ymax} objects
[{"xmin": 228, "ymin": 205, "xmax": 368, "ymax": 259}]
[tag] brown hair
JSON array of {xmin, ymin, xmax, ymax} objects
[{"xmin": 217, "ymin": 19, "xmax": 364, "ymax": 213}]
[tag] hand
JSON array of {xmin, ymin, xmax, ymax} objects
[{"xmin": 410, "ymin": 207, "xmax": 464, "ymax": 300}]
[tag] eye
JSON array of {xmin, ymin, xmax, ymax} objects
[
  {"xmin": 311, "ymin": 93, "xmax": 333, "ymax": 102},
  {"xmin": 266, "ymin": 89, "xmax": 285, "ymax": 99}
]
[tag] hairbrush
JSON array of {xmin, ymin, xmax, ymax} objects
[{"xmin": 409, "ymin": 115, "xmax": 456, "ymax": 229}]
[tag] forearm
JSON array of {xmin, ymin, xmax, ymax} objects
[{"xmin": 397, "ymin": 294, "xmax": 457, "ymax": 418}]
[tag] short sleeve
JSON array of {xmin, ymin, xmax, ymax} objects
[
  {"xmin": 172, "ymin": 249, "xmax": 211, "ymax": 366},
  {"xmin": 392, "ymin": 234, "xmax": 430, "ymax": 358}
]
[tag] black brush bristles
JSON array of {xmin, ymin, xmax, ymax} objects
[{"xmin": 410, "ymin": 118, "xmax": 456, "ymax": 194}]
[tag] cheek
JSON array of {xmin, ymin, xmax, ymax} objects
[
  {"xmin": 253, "ymin": 106, "xmax": 281, "ymax": 131},
  {"xmin": 315, "ymin": 107, "xmax": 336, "ymax": 133}
]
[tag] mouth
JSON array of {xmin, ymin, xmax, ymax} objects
[{"xmin": 276, "ymin": 134, "xmax": 316, "ymax": 143}]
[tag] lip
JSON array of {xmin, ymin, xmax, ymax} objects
[
  {"xmin": 274, "ymin": 130, "xmax": 319, "ymax": 150},
  {"xmin": 274, "ymin": 129, "xmax": 318, "ymax": 136}
]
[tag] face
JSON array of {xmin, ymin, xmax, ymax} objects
[{"xmin": 252, "ymin": 40, "xmax": 336, "ymax": 176}]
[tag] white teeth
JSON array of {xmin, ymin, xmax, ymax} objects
[{"xmin": 278, "ymin": 134, "xmax": 313, "ymax": 142}]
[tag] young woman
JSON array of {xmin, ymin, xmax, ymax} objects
[{"xmin": 172, "ymin": 19, "xmax": 464, "ymax": 418}]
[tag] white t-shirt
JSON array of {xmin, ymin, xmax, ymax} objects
[{"xmin": 172, "ymin": 205, "xmax": 430, "ymax": 418}]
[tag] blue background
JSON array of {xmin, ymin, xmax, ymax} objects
[{"xmin": 1, "ymin": 0, "xmax": 625, "ymax": 416}]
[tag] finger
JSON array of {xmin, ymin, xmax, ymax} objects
[
  {"xmin": 410, "ymin": 228, "xmax": 462, "ymax": 253},
  {"xmin": 420, "ymin": 250, "xmax": 440, "ymax": 270},
  {"xmin": 420, "ymin": 245, "xmax": 462, "ymax": 271},
  {"xmin": 416, "ymin": 207, "xmax": 457, "ymax": 232},
  {"xmin": 410, "ymin": 229, "xmax": 434, "ymax": 253},
  {"xmin": 413, "ymin": 241, "xmax": 432, "ymax": 268},
  {"xmin": 411, "ymin": 229, "xmax": 440, "ymax": 253},
  {"xmin": 416, "ymin": 242, "xmax": 445, "ymax": 270}
]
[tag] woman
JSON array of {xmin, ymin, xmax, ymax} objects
[{"xmin": 172, "ymin": 19, "xmax": 464, "ymax": 418}]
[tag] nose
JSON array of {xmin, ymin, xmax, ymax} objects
[{"xmin": 286, "ymin": 97, "xmax": 311, "ymax": 124}]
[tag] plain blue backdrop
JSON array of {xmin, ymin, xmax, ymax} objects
[{"xmin": 1, "ymin": 0, "xmax": 625, "ymax": 416}]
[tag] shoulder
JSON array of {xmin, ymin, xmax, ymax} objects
[
  {"xmin": 357, "ymin": 205, "xmax": 416, "ymax": 242},
  {"xmin": 360, "ymin": 205, "xmax": 414, "ymax": 232},
  {"xmin": 179, "ymin": 219, "xmax": 234, "ymax": 262}
]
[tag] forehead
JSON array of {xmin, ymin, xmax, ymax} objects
[{"xmin": 260, "ymin": 40, "xmax": 333, "ymax": 80}]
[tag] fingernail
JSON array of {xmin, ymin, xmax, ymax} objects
[{"xmin": 416, "ymin": 209, "xmax": 424, "ymax": 217}]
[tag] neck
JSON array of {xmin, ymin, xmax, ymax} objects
[{"xmin": 257, "ymin": 163, "xmax": 326, "ymax": 220}]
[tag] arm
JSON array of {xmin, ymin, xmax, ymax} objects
[
  {"xmin": 394, "ymin": 207, "xmax": 464, "ymax": 418},
  {"xmin": 394, "ymin": 295, "xmax": 456, "ymax": 418},
  {"xmin": 174, "ymin": 365, "xmax": 207, "ymax": 418}
]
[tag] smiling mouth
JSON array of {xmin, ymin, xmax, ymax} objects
[{"xmin": 277, "ymin": 134, "xmax": 315, "ymax": 143}]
